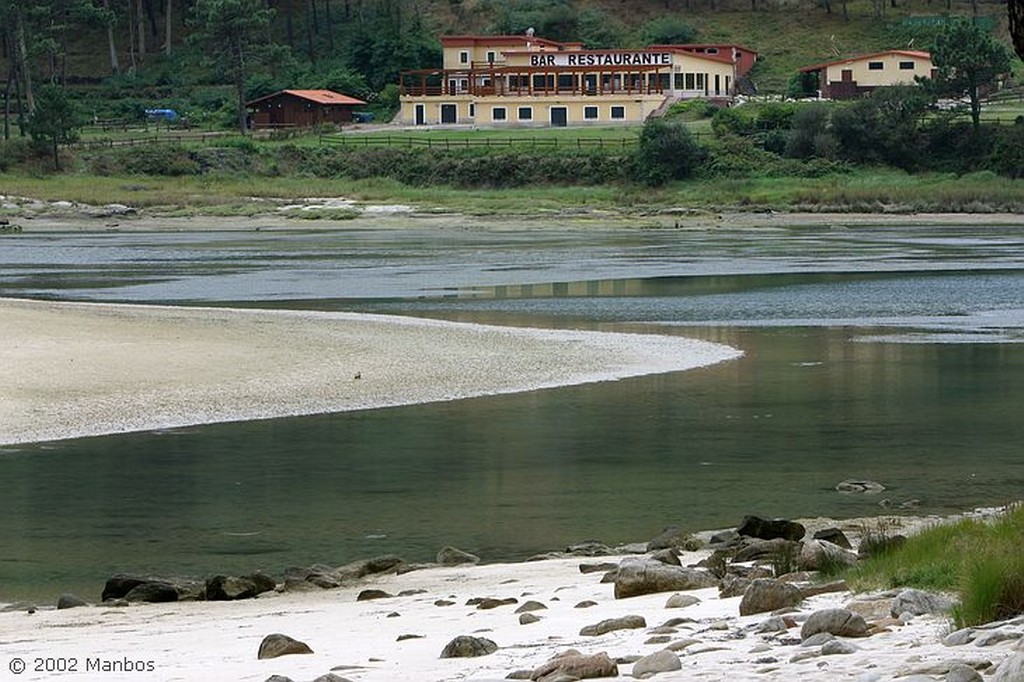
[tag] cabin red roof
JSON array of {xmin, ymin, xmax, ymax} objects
[
  {"xmin": 247, "ymin": 89, "xmax": 366, "ymax": 106},
  {"xmin": 799, "ymin": 50, "xmax": 932, "ymax": 72}
]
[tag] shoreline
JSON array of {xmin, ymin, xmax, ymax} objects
[
  {"xmin": 0, "ymin": 297, "xmax": 742, "ymax": 446},
  {"xmin": 2, "ymin": 506, "xmax": 1021, "ymax": 682}
]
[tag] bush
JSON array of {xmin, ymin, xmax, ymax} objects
[
  {"xmin": 785, "ymin": 104, "xmax": 832, "ymax": 159},
  {"xmin": 88, "ymin": 145, "xmax": 201, "ymax": 176},
  {"xmin": 634, "ymin": 119, "xmax": 706, "ymax": 186}
]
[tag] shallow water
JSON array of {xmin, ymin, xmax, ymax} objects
[{"xmin": 1, "ymin": 220, "xmax": 1023, "ymax": 602}]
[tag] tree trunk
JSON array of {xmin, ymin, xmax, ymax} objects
[
  {"xmin": 165, "ymin": 0, "xmax": 172, "ymax": 55},
  {"xmin": 103, "ymin": 0, "xmax": 121, "ymax": 74},
  {"xmin": 1011, "ymin": 0, "xmax": 1024, "ymax": 61},
  {"xmin": 305, "ymin": 0, "xmax": 316, "ymax": 62},
  {"xmin": 324, "ymin": 0, "xmax": 333, "ymax": 51},
  {"xmin": 235, "ymin": 41, "xmax": 248, "ymax": 135},
  {"xmin": 3, "ymin": 62, "xmax": 12, "ymax": 140},
  {"xmin": 14, "ymin": 8, "xmax": 34, "ymax": 113},
  {"xmin": 137, "ymin": 0, "xmax": 146, "ymax": 61},
  {"xmin": 52, "ymin": 138, "xmax": 61, "ymax": 172}
]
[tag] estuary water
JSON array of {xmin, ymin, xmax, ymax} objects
[{"xmin": 2, "ymin": 219, "xmax": 1024, "ymax": 602}]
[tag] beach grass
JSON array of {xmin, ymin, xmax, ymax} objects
[{"xmin": 846, "ymin": 505, "xmax": 1024, "ymax": 627}]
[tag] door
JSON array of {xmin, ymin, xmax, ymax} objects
[
  {"xmin": 441, "ymin": 104, "xmax": 457, "ymax": 124},
  {"xmin": 415, "ymin": 104, "xmax": 425, "ymax": 125},
  {"xmin": 550, "ymin": 107, "xmax": 568, "ymax": 127}
]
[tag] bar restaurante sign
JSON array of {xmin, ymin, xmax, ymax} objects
[{"xmin": 528, "ymin": 51, "xmax": 673, "ymax": 67}]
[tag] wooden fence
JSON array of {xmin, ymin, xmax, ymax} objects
[{"xmin": 318, "ymin": 134, "xmax": 643, "ymax": 150}]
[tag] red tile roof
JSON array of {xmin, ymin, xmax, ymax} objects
[{"xmin": 247, "ymin": 89, "xmax": 366, "ymax": 106}]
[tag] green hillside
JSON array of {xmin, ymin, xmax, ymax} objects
[{"xmin": 0, "ymin": 0, "xmax": 1018, "ymax": 124}]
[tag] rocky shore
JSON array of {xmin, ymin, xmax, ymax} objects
[{"xmin": 3, "ymin": 508, "xmax": 1024, "ymax": 682}]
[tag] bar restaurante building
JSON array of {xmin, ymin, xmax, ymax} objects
[{"xmin": 398, "ymin": 32, "xmax": 754, "ymax": 128}]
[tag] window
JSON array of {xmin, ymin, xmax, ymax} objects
[
  {"xmin": 486, "ymin": 51, "xmax": 496, "ymax": 63},
  {"xmin": 469, "ymin": 103, "xmax": 475, "ymax": 118},
  {"xmin": 492, "ymin": 107, "xmax": 507, "ymax": 121},
  {"xmin": 684, "ymin": 73, "xmax": 695, "ymax": 90},
  {"xmin": 868, "ymin": 61, "xmax": 884, "ymax": 70},
  {"xmin": 706, "ymin": 47, "xmax": 719, "ymax": 54},
  {"xmin": 610, "ymin": 106, "xmax": 625, "ymax": 119},
  {"xmin": 459, "ymin": 51, "xmax": 469, "ymax": 64},
  {"xmin": 899, "ymin": 61, "xmax": 915, "ymax": 70},
  {"xmin": 518, "ymin": 107, "xmax": 533, "ymax": 121},
  {"xmin": 584, "ymin": 106, "xmax": 599, "ymax": 120},
  {"xmin": 674, "ymin": 73, "xmax": 685, "ymax": 90}
]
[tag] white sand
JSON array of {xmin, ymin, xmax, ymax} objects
[
  {"xmin": 0, "ymin": 297, "xmax": 741, "ymax": 445},
  {"xmin": 2, "ymin": 534, "xmax": 1021, "ymax": 682}
]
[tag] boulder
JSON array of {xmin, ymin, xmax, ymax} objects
[
  {"xmin": 835, "ymin": 479, "xmax": 886, "ymax": 494},
  {"xmin": 732, "ymin": 538, "xmax": 801, "ymax": 563},
  {"xmin": 439, "ymin": 635, "xmax": 497, "ymax": 658},
  {"xmin": 257, "ymin": 633, "xmax": 314, "ymax": 660},
  {"xmin": 515, "ymin": 600, "xmax": 548, "ymax": 613},
  {"xmin": 476, "ymin": 597, "xmax": 517, "ymax": 610},
  {"xmin": 992, "ymin": 651, "xmax": 1024, "ymax": 682},
  {"xmin": 520, "ymin": 613, "xmax": 542, "ymax": 625},
  {"xmin": 649, "ymin": 549, "xmax": 681, "ymax": 566},
  {"xmin": 565, "ymin": 541, "xmax": 616, "ymax": 557},
  {"xmin": 614, "ymin": 559, "xmax": 718, "ymax": 599},
  {"xmin": 665, "ymin": 593, "xmax": 700, "ymax": 609},
  {"xmin": 356, "ymin": 589, "xmax": 393, "ymax": 601},
  {"xmin": 946, "ymin": 663, "xmax": 984, "ymax": 682},
  {"xmin": 530, "ymin": 650, "xmax": 618, "ymax": 681},
  {"xmin": 56, "ymin": 594, "xmax": 87, "ymax": 610},
  {"xmin": 579, "ymin": 562, "xmax": 618, "ymax": 574},
  {"xmin": 800, "ymin": 608, "xmax": 869, "ymax": 639},
  {"xmin": 799, "ymin": 540, "xmax": 859, "ymax": 572},
  {"xmin": 646, "ymin": 527, "xmax": 699, "ymax": 552},
  {"xmin": 719, "ymin": 575, "xmax": 751, "ymax": 599},
  {"xmin": 739, "ymin": 579, "xmax": 803, "ymax": 616},
  {"xmin": 890, "ymin": 588, "xmax": 956, "ymax": 617},
  {"xmin": 580, "ymin": 615, "xmax": 646, "ymax": 636},
  {"xmin": 736, "ymin": 516, "xmax": 806, "ymax": 541},
  {"xmin": 436, "ymin": 546, "xmax": 480, "ymax": 566},
  {"xmin": 813, "ymin": 528, "xmax": 852, "ymax": 549},
  {"xmin": 334, "ymin": 555, "xmax": 406, "ymax": 581},
  {"xmin": 206, "ymin": 574, "xmax": 276, "ymax": 601},
  {"xmin": 632, "ymin": 649, "xmax": 681, "ymax": 677},
  {"xmin": 101, "ymin": 574, "xmax": 204, "ymax": 603}
]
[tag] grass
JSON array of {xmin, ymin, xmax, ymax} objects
[
  {"xmin": 846, "ymin": 505, "xmax": 1024, "ymax": 628},
  {"xmin": 2, "ymin": 169, "xmax": 1022, "ymax": 217}
]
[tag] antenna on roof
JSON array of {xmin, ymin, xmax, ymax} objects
[{"xmin": 526, "ymin": 27, "xmax": 535, "ymax": 37}]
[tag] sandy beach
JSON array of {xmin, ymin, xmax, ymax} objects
[
  {"xmin": 3, "ymin": 239, "xmax": 1024, "ymax": 681},
  {"xmin": 3, "ymin": 511, "xmax": 1024, "ymax": 682},
  {"xmin": 0, "ymin": 297, "xmax": 741, "ymax": 446}
]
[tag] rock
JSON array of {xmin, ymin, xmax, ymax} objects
[
  {"xmin": 477, "ymin": 597, "xmax": 517, "ymax": 610},
  {"xmin": 799, "ymin": 540, "xmax": 859, "ymax": 572},
  {"xmin": 736, "ymin": 516, "xmax": 806, "ymax": 541},
  {"xmin": 646, "ymin": 526, "xmax": 699, "ymax": 552},
  {"xmin": 738, "ymin": 579, "xmax": 803, "ymax": 616},
  {"xmin": 649, "ymin": 549, "xmax": 681, "ymax": 566},
  {"xmin": 665, "ymin": 594, "xmax": 700, "ymax": 609},
  {"xmin": 396, "ymin": 633, "xmax": 424, "ymax": 641},
  {"xmin": 579, "ymin": 562, "xmax": 618, "ymax": 574},
  {"xmin": 718, "ymin": 575, "xmax": 751, "ymax": 599},
  {"xmin": 436, "ymin": 546, "xmax": 480, "ymax": 566},
  {"xmin": 334, "ymin": 555, "xmax": 406, "ymax": 582},
  {"xmin": 439, "ymin": 635, "xmax": 497, "ymax": 658},
  {"xmin": 257, "ymin": 633, "xmax": 314, "ymax": 660},
  {"xmin": 356, "ymin": 589, "xmax": 393, "ymax": 601},
  {"xmin": 991, "ymin": 652, "xmax": 1024, "ymax": 682},
  {"xmin": 565, "ymin": 541, "xmax": 616, "ymax": 557},
  {"xmin": 206, "ymin": 574, "xmax": 276, "ymax": 601},
  {"xmin": 944, "ymin": 628, "xmax": 977, "ymax": 646},
  {"xmin": 515, "ymin": 600, "xmax": 548, "ymax": 613},
  {"xmin": 754, "ymin": 616, "xmax": 791, "ymax": 634},
  {"xmin": 821, "ymin": 639, "xmax": 857, "ymax": 655},
  {"xmin": 891, "ymin": 588, "xmax": 955, "ymax": 616},
  {"xmin": 801, "ymin": 608, "xmax": 869, "ymax": 639},
  {"xmin": 56, "ymin": 594, "xmax": 87, "ymax": 610},
  {"xmin": 733, "ymin": 538, "xmax": 801, "ymax": 563},
  {"xmin": 835, "ymin": 479, "xmax": 886, "ymax": 494},
  {"xmin": 580, "ymin": 615, "xmax": 646, "ymax": 636},
  {"xmin": 857, "ymin": 534, "xmax": 907, "ymax": 559},
  {"xmin": 575, "ymin": 600, "xmax": 598, "ymax": 608},
  {"xmin": 125, "ymin": 581, "xmax": 180, "ymax": 603},
  {"xmin": 264, "ymin": 676, "xmax": 295, "ymax": 682},
  {"xmin": 530, "ymin": 650, "xmax": 618, "ymax": 681},
  {"xmin": 813, "ymin": 528, "xmax": 853, "ymax": 549},
  {"xmin": 312, "ymin": 675, "xmax": 354, "ymax": 682},
  {"xmin": 613, "ymin": 558, "xmax": 718, "ymax": 599},
  {"xmin": 845, "ymin": 598, "xmax": 894, "ymax": 622},
  {"xmin": 101, "ymin": 574, "xmax": 203, "ymax": 603},
  {"xmin": 632, "ymin": 649, "xmax": 681, "ymax": 677},
  {"xmin": 974, "ymin": 630, "xmax": 1022, "ymax": 647},
  {"xmin": 798, "ymin": 580, "xmax": 849, "ymax": 599},
  {"xmin": 434, "ymin": 599, "xmax": 454, "ymax": 607},
  {"xmin": 947, "ymin": 663, "xmax": 985, "ymax": 682},
  {"xmin": 801, "ymin": 632, "xmax": 835, "ymax": 647},
  {"xmin": 520, "ymin": 613, "xmax": 541, "ymax": 625},
  {"xmin": 709, "ymin": 529, "xmax": 740, "ymax": 545}
]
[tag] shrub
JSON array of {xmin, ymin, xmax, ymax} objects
[{"xmin": 635, "ymin": 119, "xmax": 706, "ymax": 186}]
